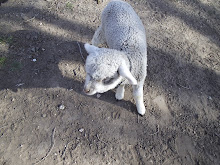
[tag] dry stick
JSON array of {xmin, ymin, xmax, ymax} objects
[
  {"xmin": 61, "ymin": 141, "xmax": 70, "ymax": 158},
  {"xmin": 177, "ymin": 83, "xmax": 191, "ymax": 90},
  {"xmin": 214, "ymin": 132, "xmax": 220, "ymax": 138},
  {"xmin": 77, "ymin": 42, "xmax": 86, "ymax": 63},
  {"xmin": 24, "ymin": 16, "xmax": 36, "ymax": 22},
  {"xmin": 96, "ymin": 134, "xmax": 107, "ymax": 145},
  {"xmin": 33, "ymin": 127, "xmax": 56, "ymax": 165}
]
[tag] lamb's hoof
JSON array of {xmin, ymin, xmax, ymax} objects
[{"xmin": 137, "ymin": 106, "xmax": 146, "ymax": 116}]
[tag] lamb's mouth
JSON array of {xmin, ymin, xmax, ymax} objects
[{"xmin": 83, "ymin": 88, "xmax": 97, "ymax": 95}]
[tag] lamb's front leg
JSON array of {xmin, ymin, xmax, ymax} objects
[
  {"xmin": 133, "ymin": 84, "xmax": 146, "ymax": 115},
  {"xmin": 92, "ymin": 25, "xmax": 106, "ymax": 47},
  {"xmin": 115, "ymin": 84, "xmax": 125, "ymax": 100}
]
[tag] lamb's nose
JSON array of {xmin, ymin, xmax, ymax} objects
[{"xmin": 83, "ymin": 88, "xmax": 90, "ymax": 93}]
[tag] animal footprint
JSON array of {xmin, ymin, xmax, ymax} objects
[{"xmin": 112, "ymin": 111, "xmax": 121, "ymax": 119}]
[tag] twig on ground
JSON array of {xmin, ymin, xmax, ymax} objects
[
  {"xmin": 24, "ymin": 16, "xmax": 36, "ymax": 22},
  {"xmin": 177, "ymin": 83, "xmax": 191, "ymax": 90},
  {"xmin": 214, "ymin": 132, "xmax": 220, "ymax": 138},
  {"xmin": 33, "ymin": 127, "xmax": 56, "ymax": 165},
  {"xmin": 96, "ymin": 134, "xmax": 107, "ymax": 145},
  {"xmin": 77, "ymin": 42, "xmax": 86, "ymax": 63},
  {"xmin": 61, "ymin": 141, "xmax": 70, "ymax": 158},
  {"xmin": 15, "ymin": 83, "xmax": 25, "ymax": 87}
]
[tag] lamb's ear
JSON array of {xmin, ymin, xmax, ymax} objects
[
  {"xmin": 118, "ymin": 61, "xmax": 137, "ymax": 85},
  {"xmin": 84, "ymin": 43, "xmax": 98, "ymax": 54}
]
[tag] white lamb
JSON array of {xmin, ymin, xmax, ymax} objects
[{"xmin": 83, "ymin": 0, "xmax": 147, "ymax": 115}]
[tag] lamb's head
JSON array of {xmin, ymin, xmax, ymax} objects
[{"xmin": 83, "ymin": 44, "xmax": 137, "ymax": 95}]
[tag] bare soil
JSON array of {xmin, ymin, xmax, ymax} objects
[{"xmin": 0, "ymin": 0, "xmax": 220, "ymax": 165}]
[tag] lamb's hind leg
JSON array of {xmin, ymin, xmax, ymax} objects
[
  {"xmin": 92, "ymin": 25, "xmax": 106, "ymax": 47},
  {"xmin": 133, "ymin": 84, "xmax": 146, "ymax": 115},
  {"xmin": 115, "ymin": 84, "xmax": 125, "ymax": 100}
]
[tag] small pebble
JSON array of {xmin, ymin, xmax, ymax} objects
[
  {"xmin": 42, "ymin": 114, "xmax": 47, "ymax": 118},
  {"xmin": 26, "ymin": 34, "xmax": 31, "ymax": 40},
  {"xmin": 79, "ymin": 128, "xmax": 84, "ymax": 133},
  {"xmin": 32, "ymin": 59, "xmax": 37, "ymax": 62},
  {"xmin": 58, "ymin": 104, "xmax": 65, "ymax": 110},
  {"xmin": 97, "ymin": 94, "xmax": 101, "ymax": 98},
  {"xmin": 33, "ymin": 35, "xmax": 38, "ymax": 40},
  {"xmin": 31, "ymin": 47, "xmax": 36, "ymax": 52}
]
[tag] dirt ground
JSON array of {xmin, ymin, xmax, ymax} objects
[{"xmin": 0, "ymin": 0, "xmax": 219, "ymax": 164}]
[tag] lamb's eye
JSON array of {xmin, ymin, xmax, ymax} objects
[{"xmin": 103, "ymin": 77, "xmax": 114, "ymax": 84}]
